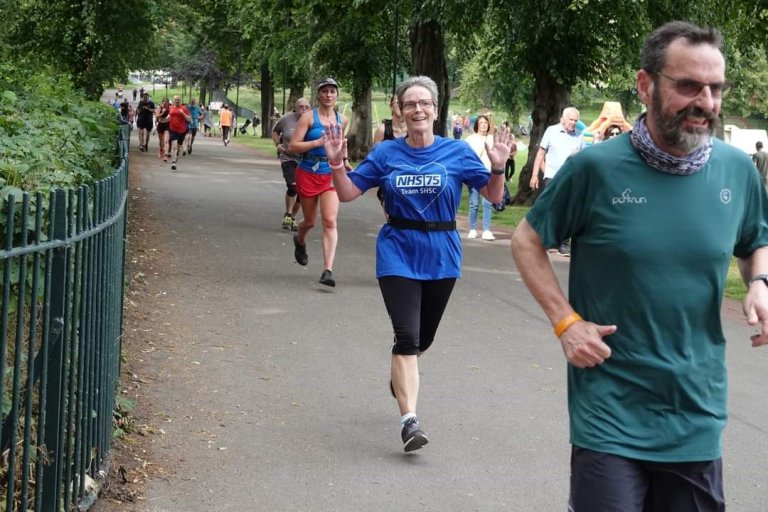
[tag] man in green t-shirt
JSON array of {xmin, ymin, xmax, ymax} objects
[{"xmin": 511, "ymin": 21, "xmax": 768, "ymax": 511}]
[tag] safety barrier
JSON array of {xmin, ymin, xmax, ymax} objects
[{"xmin": 0, "ymin": 123, "xmax": 130, "ymax": 511}]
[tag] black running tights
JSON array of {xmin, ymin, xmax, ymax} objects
[{"xmin": 378, "ymin": 276, "xmax": 456, "ymax": 356}]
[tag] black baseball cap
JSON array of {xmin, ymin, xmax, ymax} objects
[{"xmin": 316, "ymin": 77, "xmax": 339, "ymax": 91}]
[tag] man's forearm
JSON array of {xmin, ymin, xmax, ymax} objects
[
  {"xmin": 511, "ymin": 219, "xmax": 573, "ymax": 325},
  {"xmin": 738, "ymin": 246, "xmax": 768, "ymax": 283},
  {"xmin": 532, "ymin": 147, "xmax": 546, "ymax": 176}
]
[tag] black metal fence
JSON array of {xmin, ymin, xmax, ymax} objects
[{"xmin": 0, "ymin": 124, "xmax": 130, "ymax": 511}]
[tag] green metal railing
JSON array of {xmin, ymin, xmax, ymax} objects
[{"xmin": 0, "ymin": 124, "xmax": 130, "ymax": 511}]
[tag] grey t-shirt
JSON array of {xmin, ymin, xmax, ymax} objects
[
  {"xmin": 273, "ymin": 113, "xmax": 301, "ymax": 162},
  {"xmin": 202, "ymin": 109, "xmax": 213, "ymax": 128}
]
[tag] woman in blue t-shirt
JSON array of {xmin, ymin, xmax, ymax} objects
[{"xmin": 322, "ymin": 76, "xmax": 512, "ymax": 452}]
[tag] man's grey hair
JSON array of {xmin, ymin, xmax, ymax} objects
[
  {"xmin": 396, "ymin": 76, "xmax": 439, "ymax": 108},
  {"xmin": 562, "ymin": 107, "xmax": 579, "ymax": 118},
  {"xmin": 641, "ymin": 21, "xmax": 723, "ymax": 74}
]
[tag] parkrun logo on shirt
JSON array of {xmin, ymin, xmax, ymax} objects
[
  {"xmin": 396, "ymin": 174, "xmax": 442, "ymax": 195},
  {"xmin": 612, "ymin": 189, "xmax": 647, "ymax": 205}
]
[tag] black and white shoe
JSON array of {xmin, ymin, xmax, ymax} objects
[
  {"xmin": 401, "ymin": 416, "xmax": 428, "ymax": 452},
  {"xmin": 319, "ymin": 270, "xmax": 335, "ymax": 287}
]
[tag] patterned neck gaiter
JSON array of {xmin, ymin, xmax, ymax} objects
[{"xmin": 630, "ymin": 113, "xmax": 712, "ymax": 176}]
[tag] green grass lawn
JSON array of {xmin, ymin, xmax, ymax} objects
[{"xmin": 726, "ymin": 262, "xmax": 747, "ymax": 301}]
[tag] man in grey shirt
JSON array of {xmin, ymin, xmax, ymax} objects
[{"xmin": 272, "ymin": 97, "xmax": 311, "ymax": 231}]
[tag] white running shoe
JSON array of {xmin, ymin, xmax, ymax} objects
[
  {"xmin": 481, "ymin": 230, "xmax": 495, "ymax": 241},
  {"xmin": 467, "ymin": 229, "xmax": 478, "ymax": 239}
]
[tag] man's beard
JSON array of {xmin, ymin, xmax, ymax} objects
[{"xmin": 651, "ymin": 87, "xmax": 716, "ymax": 154}]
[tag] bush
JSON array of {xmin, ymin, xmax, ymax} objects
[{"xmin": 0, "ymin": 62, "xmax": 120, "ymax": 201}]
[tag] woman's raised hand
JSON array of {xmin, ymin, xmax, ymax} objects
[
  {"xmin": 486, "ymin": 124, "xmax": 513, "ymax": 170},
  {"xmin": 323, "ymin": 124, "xmax": 345, "ymax": 164}
]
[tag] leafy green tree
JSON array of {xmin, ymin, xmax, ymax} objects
[
  {"xmin": 486, "ymin": 1, "xmax": 648, "ymax": 203},
  {"xmin": 305, "ymin": 0, "xmax": 396, "ymax": 157},
  {"xmin": 171, "ymin": 48, "xmax": 228, "ymax": 106},
  {"xmin": 230, "ymin": 0, "xmax": 312, "ymax": 137},
  {"xmin": 485, "ymin": 0, "xmax": 768, "ymax": 204},
  {"xmin": 0, "ymin": 0, "xmax": 158, "ymax": 99},
  {"xmin": 407, "ymin": 0, "xmax": 487, "ymax": 137},
  {"xmin": 725, "ymin": 48, "xmax": 768, "ymax": 119},
  {"xmin": 230, "ymin": 0, "xmax": 407, "ymax": 151},
  {"xmin": 456, "ymin": 24, "xmax": 533, "ymax": 126}
]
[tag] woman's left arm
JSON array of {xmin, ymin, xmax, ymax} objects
[
  {"xmin": 324, "ymin": 123, "xmax": 362, "ymax": 202},
  {"xmin": 479, "ymin": 126, "xmax": 512, "ymax": 203}
]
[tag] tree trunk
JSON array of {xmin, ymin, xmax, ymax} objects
[
  {"xmin": 286, "ymin": 71, "xmax": 306, "ymax": 111},
  {"xmin": 199, "ymin": 85, "xmax": 208, "ymax": 107},
  {"xmin": 260, "ymin": 63, "xmax": 274, "ymax": 138},
  {"xmin": 409, "ymin": 21, "xmax": 449, "ymax": 137},
  {"xmin": 346, "ymin": 83, "xmax": 372, "ymax": 160},
  {"xmin": 288, "ymin": 86, "xmax": 304, "ymax": 108},
  {"xmin": 512, "ymin": 70, "xmax": 570, "ymax": 205}
]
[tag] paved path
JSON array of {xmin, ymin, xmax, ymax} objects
[{"xmin": 113, "ymin": 111, "xmax": 767, "ymax": 511}]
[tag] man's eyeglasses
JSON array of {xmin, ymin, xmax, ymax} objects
[
  {"xmin": 657, "ymin": 72, "xmax": 731, "ymax": 98},
  {"xmin": 400, "ymin": 99, "xmax": 435, "ymax": 112}
]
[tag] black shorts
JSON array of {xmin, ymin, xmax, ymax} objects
[
  {"xmin": 190, "ymin": 127, "xmax": 198, "ymax": 136},
  {"xmin": 569, "ymin": 446, "xmax": 724, "ymax": 512},
  {"xmin": 136, "ymin": 117, "xmax": 153, "ymax": 130},
  {"xmin": 281, "ymin": 160, "xmax": 298, "ymax": 187},
  {"xmin": 168, "ymin": 129, "xmax": 188, "ymax": 144},
  {"xmin": 156, "ymin": 123, "xmax": 169, "ymax": 133}
]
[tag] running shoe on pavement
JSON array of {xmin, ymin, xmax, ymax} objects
[
  {"xmin": 319, "ymin": 270, "xmax": 335, "ymax": 287},
  {"xmin": 401, "ymin": 416, "xmax": 428, "ymax": 452},
  {"xmin": 293, "ymin": 235, "xmax": 308, "ymax": 266}
]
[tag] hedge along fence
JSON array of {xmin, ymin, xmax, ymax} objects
[{"xmin": 0, "ymin": 123, "xmax": 130, "ymax": 511}]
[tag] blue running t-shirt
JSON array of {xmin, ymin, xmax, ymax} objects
[{"xmin": 349, "ymin": 136, "xmax": 490, "ymax": 279}]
